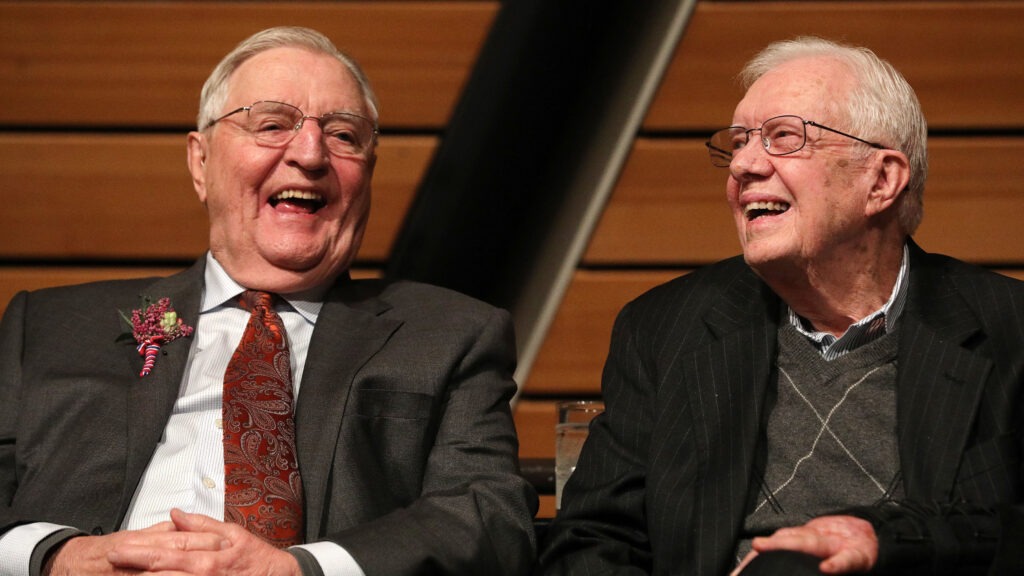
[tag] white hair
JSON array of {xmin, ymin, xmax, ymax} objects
[
  {"xmin": 740, "ymin": 37, "xmax": 927, "ymax": 234},
  {"xmin": 196, "ymin": 26, "xmax": 379, "ymax": 131}
]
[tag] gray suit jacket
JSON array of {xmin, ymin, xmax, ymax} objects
[
  {"xmin": 540, "ymin": 242, "xmax": 1024, "ymax": 575},
  {"xmin": 0, "ymin": 259, "xmax": 537, "ymax": 575}
]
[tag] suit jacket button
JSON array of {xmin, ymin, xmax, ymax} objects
[{"xmin": 91, "ymin": 526, "xmax": 105, "ymax": 535}]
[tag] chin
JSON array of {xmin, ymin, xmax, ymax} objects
[
  {"xmin": 244, "ymin": 266, "xmax": 335, "ymax": 294},
  {"xmin": 742, "ymin": 243, "xmax": 790, "ymax": 270},
  {"xmin": 260, "ymin": 238, "xmax": 330, "ymax": 267}
]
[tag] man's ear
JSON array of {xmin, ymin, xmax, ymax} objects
[
  {"xmin": 186, "ymin": 131, "xmax": 209, "ymax": 204},
  {"xmin": 866, "ymin": 149, "xmax": 910, "ymax": 217}
]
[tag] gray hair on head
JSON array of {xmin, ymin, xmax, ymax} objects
[
  {"xmin": 196, "ymin": 26, "xmax": 379, "ymax": 132},
  {"xmin": 740, "ymin": 36, "xmax": 928, "ymax": 235}
]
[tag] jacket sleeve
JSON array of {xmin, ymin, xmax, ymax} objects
[
  {"xmin": 845, "ymin": 500, "xmax": 1020, "ymax": 575},
  {"xmin": 0, "ymin": 291, "xmax": 27, "ymax": 535},
  {"xmin": 325, "ymin": 306, "xmax": 539, "ymax": 576}
]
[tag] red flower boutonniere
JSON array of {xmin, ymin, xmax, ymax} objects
[{"xmin": 118, "ymin": 297, "xmax": 194, "ymax": 377}]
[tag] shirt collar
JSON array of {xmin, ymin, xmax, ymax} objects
[{"xmin": 201, "ymin": 253, "xmax": 326, "ymax": 324}]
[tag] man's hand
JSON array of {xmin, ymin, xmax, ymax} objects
[
  {"xmin": 45, "ymin": 521, "xmax": 226, "ymax": 576},
  {"xmin": 105, "ymin": 509, "xmax": 302, "ymax": 576},
  {"xmin": 732, "ymin": 515, "xmax": 878, "ymax": 575}
]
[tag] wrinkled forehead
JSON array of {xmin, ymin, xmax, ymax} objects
[
  {"xmin": 733, "ymin": 57, "xmax": 855, "ymax": 127},
  {"xmin": 225, "ymin": 46, "xmax": 370, "ymax": 117}
]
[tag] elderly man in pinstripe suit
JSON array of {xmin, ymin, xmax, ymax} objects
[{"xmin": 539, "ymin": 37, "xmax": 1024, "ymax": 575}]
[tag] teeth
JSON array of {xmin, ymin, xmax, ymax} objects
[
  {"xmin": 273, "ymin": 190, "xmax": 323, "ymax": 202},
  {"xmin": 744, "ymin": 201, "xmax": 789, "ymax": 216}
]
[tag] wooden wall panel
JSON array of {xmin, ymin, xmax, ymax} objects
[
  {"xmin": 515, "ymin": 398, "xmax": 559, "ymax": 460},
  {"xmin": 0, "ymin": 1, "xmax": 497, "ymax": 129},
  {"xmin": 584, "ymin": 138, "xmax": 735, "ymax": 265},
  {"xmin": 648, "ymin": 1, "xmax": 1024, "ymax": 131},
  {"xmin": 0, "ymin": 134, "xmax": 432, "ymax": 261},
  {"xmin": 525, "ymin": 270, "xmax": 683, "ymax": 396},
  {"xmin": 0, "ymin": 267, "xmax": 185, "ymax": 318}
]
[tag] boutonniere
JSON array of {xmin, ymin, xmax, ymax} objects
[{"xmin": 118, "ymin": 297, "xmax": 194, "ymax": 377}]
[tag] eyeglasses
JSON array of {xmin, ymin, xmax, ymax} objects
[
  {"xmin": 207, "ymin": 100, "xmax": 379, "ymax": 158},
  {"xmin": 705, "ymin": 114, "xmax": 886, "ymax": 168}
]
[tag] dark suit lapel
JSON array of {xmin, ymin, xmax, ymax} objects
[
  {"xmin": 117, "ymin": 260, "xmax": 206, "ymax": 522},
  {"xmin": 896, "ymin": 246, "xmax": 990, "ymax": 500},
  {"xmin": 681, "ymin": 268, "xmax": 779, "ymax": 569},
  {"xmin": 294, "ymin": 279, "xmax": 401, "ymax": 538}
]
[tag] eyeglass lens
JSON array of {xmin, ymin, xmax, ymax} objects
[
  {"xmin": 706, "ymin": 115, "xmax": 807, "ymax": 167},
  {"xmin": 245, "ymin": 101, "xmax": 375, "ymax": 157}
]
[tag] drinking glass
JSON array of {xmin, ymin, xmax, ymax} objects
[{"xmin": 555, "ymin": 400, "xmax": 604, "ymax": 510}]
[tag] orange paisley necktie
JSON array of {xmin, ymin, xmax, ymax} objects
[{"xmin": 222, "ymin": 290, "xmax": 304, "ymax": 547}]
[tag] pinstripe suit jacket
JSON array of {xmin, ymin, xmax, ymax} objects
[
  {"xmin": 540, "ymin": 243, "xmax": 1024, "ymax": 575},
  {"xmin": 0, "ymin": 258, "xmax": 537, "ymax": 575}
]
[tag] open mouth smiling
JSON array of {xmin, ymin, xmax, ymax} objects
[
  {"xmin": 269, "ymin": 190, "xmax": 326, "ymax": 214},
  {"xmin": 743, "ymin": 201, "xmax": 790, "ymax": 221}
]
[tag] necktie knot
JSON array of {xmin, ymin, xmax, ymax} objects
[{"xmin": 240, "ymin": 290, "xmax": 274, "ymax": 313}]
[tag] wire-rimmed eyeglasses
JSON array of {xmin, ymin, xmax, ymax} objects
[
  {"xmin": 705, "ymin": 114, "xmax": 886, "ymax": 168},
  {"xmin": 206, "ymin": 100, "xmax": 379, "ymax": 158}
]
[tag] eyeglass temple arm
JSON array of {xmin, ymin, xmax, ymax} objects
[
  {"xmin": 806, "ymin": 121, "xmax": 886, "ymax": 149},
  {"xmin": 705, "ymin": 141, "xmax": 732, "ymax": 156}
]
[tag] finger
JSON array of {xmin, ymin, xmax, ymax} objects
[
  {"xmin": 169, "ymin": 508, "xmax": 230, "ymax": 536},
  {"xmin": 108, "ymin": 530, "xmax": 230, "ymax": 567},
  {"xmin": 140, "ymin": 521, "xmax": 176, "ymax": 533},
  {"xmin": 751, "ymin": 531, "xmax": 833, "ymax": 558},
  {"xmin": 750, "ymin": 530, "xmax": 808, "ymax": 551},
  {"xmin": 108, "ymin": 543, "xmax": 218, "ymax": 572},
  {"xmin": 170, "ymin": 509, "xmax": 256, "ymax": 550},
  {"xmin": 108, "ymin": 544, "xmax": 176, "ymax": 570}
]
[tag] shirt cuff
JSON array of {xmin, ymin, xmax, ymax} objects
[
  {"xmin": 291, "ymin": 541, "xmax": 366, "ymax": 576},
  {"xmin": 0, "ymin": 523, "xmax": 76, "ymax": 576}
]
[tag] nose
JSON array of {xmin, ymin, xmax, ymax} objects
[
  {"xmin": 285, "ymin": 118, "xmax": 330, "ymax": 170},
  {"xmin": 729, "ymin": 135, "xmax": 773, "ymax": 180}
]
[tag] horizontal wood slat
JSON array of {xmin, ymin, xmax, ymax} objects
[
  {"xmin": 9, "ymin": 3, "xmax": 1018, "ymax": 132},
  {"xmin": 0, "ymin": 267, "xmax": 185, "ymax": 318},
  {"xmin": 0, "ymin": 1, "xmax": 496, "ymax": 129},
  {"xmin": 585, "ymin": 136, "xmax": 1024, "ymax": 266},
  {"xmin": 649, "ymin": 1, "xmax": 1024, "ymax": 130},
  {"xmin": 524, "ymin": 270, "xmax": 683, "ymax": 395},
  {"xmin": 514, "ymin": 398, "xmax": 560, "ymax": 460},
  {"xmin": 0, "ymin": 134, "xmax": 432, "ymax": 261}
]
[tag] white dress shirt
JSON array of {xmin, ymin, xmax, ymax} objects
[{"xmin": 0, "ymin": 254, "xmax": 364, "ymax": 576}]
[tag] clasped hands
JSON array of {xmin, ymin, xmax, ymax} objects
[
  {"xmin": 45, "ymin": 509, "xmax": 301, "ymax": 576},
  {"xmin": 731, "ymin": 515, "xmax": 879, "ymax": 575}
]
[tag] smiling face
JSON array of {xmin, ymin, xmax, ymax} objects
[
  {"xmin": 187, "ymin": 46, "xmax": 375, "ymax": 293},
  {"xmin": 726, "ymin": 57, "xmax": 880, "ymax": 278}
]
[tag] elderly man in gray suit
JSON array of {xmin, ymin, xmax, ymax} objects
[
  {"xmin": 540, "ymin": 37, "xmax": 1024, "ymax": 575},
  {"xmin": 0, "ymin": 27, "xmax": 536, "ymax": 576}
]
